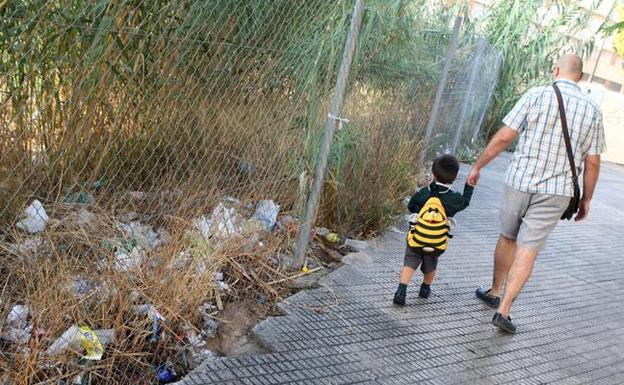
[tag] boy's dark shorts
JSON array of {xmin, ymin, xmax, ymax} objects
[{"xmin": 404, "ymin": 245, "xmax": 438, "ymax": 274}]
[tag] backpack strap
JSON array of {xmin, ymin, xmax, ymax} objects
[{"xmin": 552, "ymin": 83, "xmax": 580, "ymax": 197}]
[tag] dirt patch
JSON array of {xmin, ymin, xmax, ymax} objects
[{"xmin": 205, "ymin": 300, "xmax": 271, "ymax": 357}]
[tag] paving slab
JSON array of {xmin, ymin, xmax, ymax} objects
[{"xmin": 179, "ymin": 154, "xmax": 624, "ymax": 385}]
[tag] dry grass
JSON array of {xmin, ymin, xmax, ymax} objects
[{"xmin": 0, "ymin": 198, "xmax": 297, "ymax": 384}]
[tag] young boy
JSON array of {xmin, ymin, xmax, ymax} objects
[{"xmin": 393, "ymin": 154, "xmax": 474, "ymax": 306}]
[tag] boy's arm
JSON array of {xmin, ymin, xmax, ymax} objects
[
  {"xmin": 460, "ymin": 183, "xmax": 474, "ymax": 209},
  {"xmin": 448, "ymin": 184, "xmax": 474, "ymax": 214},
  {"xmin": 407, "ymin": 188, "xmax": 427, "ymax": 213}
]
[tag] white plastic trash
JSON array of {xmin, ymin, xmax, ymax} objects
[
  {"xmin": 254, "ymin": 200, "xmax": 280, "ymax": 230},
  {"xmin": 210, "ymin": 203, "xmax": 243, "ymax": 238},
  {"xmin": 46, "ymin": 325, "xmax": 115, "ymax": 358},
  {"xmin": 114, "ymin": 247, "xmax": 144, "ymax": 271},
  {"xmin": 6, "ymin": 305, "xmax": 29, "ymax": 326},
  {"xmin": 193, "ymin": 202, "xmax": 244, "ymax": 239},
  {"xmin": 193, "ymin": 215, "xmax": 211, "ymax": 239},
  {"xmin": 345, "ymin": 238, "xmax": 368, "ymax": 251},
  {"xmin": 16, "ymin": 200, "xmax": 48, "ymax": 233}
]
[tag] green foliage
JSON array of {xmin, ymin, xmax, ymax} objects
[
  {"xmin": 477, "ymin": 0, "xmax": 603, "ymax": 137},
  {"xmin": 613, "ymin": 2, "xmax": 624, "ymax": 57}
]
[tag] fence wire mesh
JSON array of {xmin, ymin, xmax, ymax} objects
[
  {"xmin": 0, "ymin": 1, "xmax": 500, "ymax": 383},
  {"xmin": 427, "ymin": 36, "xmax": 502, "ymax": 160}
]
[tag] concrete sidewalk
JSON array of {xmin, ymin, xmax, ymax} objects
[{"xmin": 181, "ymin": 154, "xmax": 624, "ymax": 385}]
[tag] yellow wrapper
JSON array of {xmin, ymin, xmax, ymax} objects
[{"xmin": 79, "ymin": 326, "xmax": 104, "ymax": 360}]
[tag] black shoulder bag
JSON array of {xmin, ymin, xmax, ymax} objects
[{"xmin": 552, "ymin": 83, "xmax": 581, "ymax": 221}]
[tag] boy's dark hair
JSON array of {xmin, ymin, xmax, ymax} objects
[{"xmin": 431, "ymin": 154, "xmax": 460, "ymax": 184}]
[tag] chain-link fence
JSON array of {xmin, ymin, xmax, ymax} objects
[
  {"xmin": 0, "ymin": 1, "xmax": 500, "ymax": 383},
  {"xmin": 427, "ymin": 35, "xmax": 502, "ymax": 160}
]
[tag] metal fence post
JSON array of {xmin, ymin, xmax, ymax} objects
[
  {"xmin": 419, "ymin": 15, "xmax": 462, "ymax": 164},
  {"xmin": 293, "ymin": 0, "xmax": 366, "ymax": 268}
]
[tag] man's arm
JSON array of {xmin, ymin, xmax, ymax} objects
[
  {"xmin": 575, "ymin": 154, "xmax": 600, "ymax": 221},
  {"xmin": 467, "ymin": 126, "xmax": 518, "ymax": 186}
]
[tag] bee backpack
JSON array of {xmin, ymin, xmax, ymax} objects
[{"xmin": 407, "ymin": 183, "xmax": 452, "ymax": 256}]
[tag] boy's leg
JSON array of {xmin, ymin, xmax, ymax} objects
[
  {"xmin": 423, "ymin": 270, "xmax": 436, "ymax": 285},
  {"xmin": 419, "ymin": 255, "xmax": 438, "ymax": 298},
  {"xmin": 399, "ymin": 266, "xmax": 416, "ymax": 284},
  {"xmin": 394, "ymin": 247, "xmax": 423, "ymax": 305}
]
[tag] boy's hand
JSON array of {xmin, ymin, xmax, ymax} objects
[{"xmin": 467, "ymin": 167, "xmax": 480, "ymax": 186}]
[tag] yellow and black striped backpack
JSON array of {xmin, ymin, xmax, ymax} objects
[{"xmin": 407, "ymin": 184, "xmax": 452, "ymax": 255}]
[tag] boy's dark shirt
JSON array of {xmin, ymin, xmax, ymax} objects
[{"xmin": 408, "ymin": 182, "xmax": 474, "ymax": 217}]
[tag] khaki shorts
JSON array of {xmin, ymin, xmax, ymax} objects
[{"xmin": 499, "ymin": 184, "xmax": 570, "ymax": 252}]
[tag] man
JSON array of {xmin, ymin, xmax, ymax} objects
[{"xmin": 467, "ymin": 53, "xmax": 605, "ymax": 333}]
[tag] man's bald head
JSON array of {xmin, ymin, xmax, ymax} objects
[{"xmin": 553, "ymin": 53, "xmax": 583, "ymax": 82}]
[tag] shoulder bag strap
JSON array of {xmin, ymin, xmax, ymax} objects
[{"xmin": 552, "ymin": 83, "xmax": 580, "ymax": 193}]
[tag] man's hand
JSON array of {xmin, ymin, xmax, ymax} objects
[
  {"xmin": 575, "ymin": 198, "xmax": 591, "ymax": 222},
  {"xmin": 467, "ymin": 167, "xmax": 481, "ymax": 186},
  {"xmin": 466, "ymin": 126, "xmax": 517, "ymax": 187},
  {"xmin": 576, "ymin": 155, "xmax": 600, "ymax": 222}
]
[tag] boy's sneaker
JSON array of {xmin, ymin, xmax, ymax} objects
[
  {"xmin": 476, "ymin": 287, "xmax": 500, "ymax": 308},
  {"xmin": 491, "ymin": 312, "xmax": 516, "ymax": 334},
  {"xmin": 393, "ymin": 288, "xmax": 406, "ymax": 306},
  {"xmin": 419, "ymin": 284, "xmax": 431, "ymax": 298}
]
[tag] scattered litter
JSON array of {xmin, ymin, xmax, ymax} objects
[
  {"xmin": 217, "ymin": 281, "xmax": 230, "ymax": 292},
  {"xmin": 78, "ymin": 326, "xmax": 105, "ymax": 361},
  {"xmin": 63, "ymin": 191, "xmax": 94, "ymax": 205},
  {"xmin": 46, "ymin": 325, "xmax": 114, "ymax": 360},
  {"xmin": 186, "ymin": 334, "xmax": 219, "ymax": 369},
  {"xmin": 212, "ymin": 271, "xmax": 224, "ymax": 282},
  {"xmin": 1, "ymin": 325, "xmax": 32, "ymax": 345},
  {"xmin": 210, "ymin": 203, "xmax": 244, "ymax": 238},
  {"xmin": 345, "ymin": 238, "xmax": 368, "ymax": 251},
  {"xmin": 6, "ymin": 236, "xmax": 48, "ymax": 257},
  {"xmin": 253, "ymin": 200, "xmax": 280, "ymax": 230},
  {"xmin": 74, "ymin": 208, "xmax": 97, "ymax": 226},
  {"xmin": 114, "ymin": 221, "xmax": 161, "ymax": 249},
  {"xmin": 6, "ymin": 305, "xmax": 29, "ymax": 325},
  {"xmin": 201, "ymin": 318, "xmax": 218, "ymax": 339},
  {"xmin": 193, "ymin": 202, "xmax": 244, "ymax": 239},
  {"xmin": 315, "ymin": 227, "xmax": 330, "ymax": 238},
  {"xmin": 16, "ymin": 200, "xmax": 48, "ymax": 233},
  {"xmin": 257, "ymin": 294, "xmax": 266, "ymax": 305},
  {"xmin": 156, "ymin": 362, "xmax": 178, "ymax": 383},
  {"xmin": 132, "ymin": 304, "xmax": 165, "ymax": 342},
  {"xmin": 118, "ymin": 211, "xmax": 140, "ymax": 223},
  {"xmin": 237, "ymin": 160, "xmax": 257, "ymax": 175},
  {"xmin": 1, "ymin": 305, "xmax": 32, "ymax": 345},
  {"xmin": 192, "ymin": 216, "xmax": 211, "ymax": 239},
  {"xmin": 157, "ymin": 228, "xmax": 171, "ymax": 245},
  {"xmin": 128, "ymin": 191, "xmax": 147, "ymax": 200},
  {"xmin": 223, "ymin": 196, "xmax": 241, "ymax": 205},
  {"xmin": 198, "ymin": 302, "xmax": 217, "ymax": 317},
  {"xmin": 114, "ymin": 246, "xmax": 145, "ymax": 272},
  {"xmin": 325, "ymin": 232, "xmax": 345, "ymax": 245}
]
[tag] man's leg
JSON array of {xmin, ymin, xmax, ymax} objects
[
  {"xmin": 491, "ymin": 193, "xmax": 569, "ymax": 333},
  {"xmin": 477, "ymin": 185, "xmax": 527, "ymax": 307},
  {"xmin": 490, "ymin": 235, "xmax": 516, "ymax": 297},
  {"xmin": 498, "ymin": 246, "xmax": 538, "ymax": 316}
]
